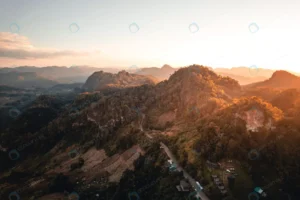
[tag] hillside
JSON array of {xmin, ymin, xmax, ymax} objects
[
  {"xmin": 270, "ymin": 89, "xmax": 300, "ymax": 116},
  {"xmin": 82, "ymin": 70, "xmax": 158, "ymax": 92},
  {"xmin": 246, "ymin": 70, "xmax": 300, "ymax": 89},
  {"xmin": 0, "ymin": 65, "xmax": 299, "ymax": 200},
  {"xmin": 182, "ymin": 96, "xmax": 283, "ymax": 163},
  {"xmin": 83, "ymin": 65, "xmax": 241, "ymax": 132},
  {"xmin": 4, "ymin": 95, "xmax": 73, "ymax": 139}
]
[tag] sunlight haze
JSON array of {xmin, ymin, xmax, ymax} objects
[{"xmin": 0, "ymin": 0, "xmax": 299, "ymax": 72}]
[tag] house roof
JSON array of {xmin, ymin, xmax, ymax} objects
[
  {"xmin": 180, "ymin": 180, "xmax": 189, "ymax": 188},
  {"xmin": 254, "ymin": 187, "xmax": 263, "ymax": 194},
  {"xmin": 221, "ymin": 190, "xmax": 227, "ymax": 194}
]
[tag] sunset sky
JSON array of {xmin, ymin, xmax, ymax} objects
[{"xmin": 0, "ymin": 0, "xmax": 299, "ymax": 72}]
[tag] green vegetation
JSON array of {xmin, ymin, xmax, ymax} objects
[{"xmin": 1, "ymin": 65, "xmax": 300, "ymax": 200}]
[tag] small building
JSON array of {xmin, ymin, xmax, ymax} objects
[
  {"xmin": 176, "ymin": 185, "xmax": 182, "ymax": 191},
  {"xmin": 216, "ymin": 182, "xmax": 223, "ymax": 186},
  {"xmin": 195, "ymin": 181, "xmax": 203, "ymax": 191},
  {"xmin": 169, "ymin": 163, "xmax": 177, "ymax": 171},
  {"xmin": 254, "ymin": 187, "xmax": 263, "ymax": 194},
  {"xmin": 167, "ymin": 160, "xmax": 177, "ymax": 172},
  {"xmin": 213, "ymin": 178, "xmax": 220, "ymax": 183},
  {"xmin": 206, "ymin": 161, "xmax": 220, "ymax": 169},
  {"xmin": 176, "ymin": 180, "xmax": 190, "ymax": 192},
  {"xmin": 180, "ymin": 180, "xmax": 190, "ymax": 191},
  {"xmin": 221, "ymin": 189, "xmax": 227, "ymax": 195},
  {"xmin": 213, "ymin": 177, "xmax": 222, "ymax": 186},
  {"xmin": 218, "ymin": 185, "xmax": 225, "ymax": 190},
  {"xmin": 211, "ymin": 175, "xmax": 218, "ymax": 179}
]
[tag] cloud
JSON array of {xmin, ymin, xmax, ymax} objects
[{"xmin": 0, "ymin": 32, "xmax": 88, "ymax": 59}]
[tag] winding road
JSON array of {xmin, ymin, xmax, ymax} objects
[
  {"xmin": 160, "ymin": 142, "xmax": 210, "ymax": 200},
  {"xmin": 137, "ymin": 111, "xmax": 210, "ymax": 200}
]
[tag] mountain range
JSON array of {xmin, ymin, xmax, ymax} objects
[
  {"xmin": 0, "ymin": 65, "xmax": 299, "ymax": 200},
  {"xmin": 2, "ymin": 65, "xmax": 300, "ymax": 88},
  {"xmin": 0, "ymin": 66, "xmax": 120, "ymax": 84},
  {"xmin": 0, "ymin": 65, "xmax": 283, "ymax": 84},
  {"xmin": 245, "ymin": 70, "xmax": 300, "ymax": 89},
  {"xmin": 0, "ymin": 72, "xmax": 58, "ymax": 88}
]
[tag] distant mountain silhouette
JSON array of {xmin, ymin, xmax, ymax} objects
[
  {"xmin": 215, "ymin": 72, "xmax": 267, "ymax": 85},
  {"xmin": 0, "ymin": 66, "xmax": 120, "ymax": 83},
  {"xmin": 133, "ymin": 64, "xmax": 177, "ymax": 81},
  {"xmin": 82, "ymin": 70, "xmax": 158, "ymax": 91},
  {"xmin": 0, "ymin": 85, "xmax": 23, "ymax": 91},
  {"xmin": 0, "ymin": 72, "xmax": 58, "ymax": 88},
  {"xmin": 214, "ymin": 67, "xmax": 275, "ymax": 78},
  {"xmin": 133, "ymin": 65, "xmax": 281, "ymax": 84},
  {"xmin": 246, "ymin": 70, "xmax": 300, "ymax": 89}
]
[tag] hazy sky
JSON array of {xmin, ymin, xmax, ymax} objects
[{"xmin": 0, "ymin": 0, "xmax": 299, "ymax": 72}]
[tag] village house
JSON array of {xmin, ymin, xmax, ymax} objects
[{"xmin": 176, "ymin": 180, "xmax": 190, "ymax": 192}]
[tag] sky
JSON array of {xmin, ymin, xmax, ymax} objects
[{"xmin": 0, "ymin": 0, "xmax": 299, "ymax": 72}]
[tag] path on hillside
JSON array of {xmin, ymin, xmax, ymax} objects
[
  {"xmin": 160, "ymin": 142, "xmax": 210, "ymax": 200},
  {"xmin": 137, "ymin": 111, "xmax": 209, "ymax": 200},
  {"xmin": 139, "ymin": 113, "xmax": 145, "ymax": 132}
]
